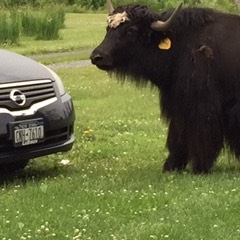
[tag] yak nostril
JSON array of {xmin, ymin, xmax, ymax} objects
[
  {"xmin": 91, "ymin": 54, "xmax": 103, "ymax": 64},
  {"xmin": 90, "ymin": 51, "xmax": 113, "ymax": 70}
]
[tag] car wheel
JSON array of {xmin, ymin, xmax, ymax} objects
[{"xmin": 0, "ymin": 159, "xmax": 30, "ymax": 172}]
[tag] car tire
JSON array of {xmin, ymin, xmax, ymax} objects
[{"xmin": 0, "ymin": 159, "xmax": 30, "ymax": 172}]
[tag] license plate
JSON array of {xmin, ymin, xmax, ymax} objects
[{"xmin": 10, "ymin": 119, "xmax": 45, "ymax": 147}]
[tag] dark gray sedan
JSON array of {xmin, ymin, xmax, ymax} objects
[{"xmin": 0, "ymin": 49, "xmax": 75, "ymax": 171}]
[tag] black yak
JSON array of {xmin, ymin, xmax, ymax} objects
[{"xmin": 90, "ymin": 0, "xmax": 240, "ymax": 174}]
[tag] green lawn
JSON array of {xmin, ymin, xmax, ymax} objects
[{"xmin": 1, "ymin": 66, "xmax": 240, "ymax": 239}]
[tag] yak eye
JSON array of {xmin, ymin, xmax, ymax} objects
[{"xmin": 127, "ymin": 26, "xmax": 138, "ymax": 36}]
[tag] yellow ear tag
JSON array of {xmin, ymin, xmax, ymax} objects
[{"xmin": 158, "ymin": 38, "xmax": 171, "ymax": 50}]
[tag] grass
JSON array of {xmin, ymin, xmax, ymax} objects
[
  {"xmin": 6, "ymin": 13, "xmax": 106, "ymax": 55},
  {"xmin": 21, "ymin": 8, "xmax": 65, "ymax": 40},
  {"xmin": 0, "ymin": 10, "xmax": 20, "ymax": 45},
  {"xmin": 1, "ymin": 67, "xmax": 240, "ymax": 239}
]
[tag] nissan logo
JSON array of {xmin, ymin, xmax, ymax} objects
[{"xmin": 10, "ymin": 89, "xmax": 26, "ymax": 106}]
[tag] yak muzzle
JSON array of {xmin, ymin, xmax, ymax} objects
[{"xmin": 90, "ymin": 50, "xmax": 114, "ymax": 71}]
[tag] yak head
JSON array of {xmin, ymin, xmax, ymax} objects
[{"xmin": 90, "ymin": 0, "xmax": 182, "ymax": 81}]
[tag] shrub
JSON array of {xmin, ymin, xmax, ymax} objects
[
  {"xmin": 21, "ymin": 10, "xmax": 38, "ymax": 36},
  {"xmin": 35, "ymin": 9, "xmax": 65, "ymax": 40},
  {"xmin": 0, "ymin": 7, "xmax": 65, "ymax": 45},
  {"xmin": 0, "ymin": 10, "xmax": 20, "ymax": 45},
  {"xmin": 21, "ymin": 8, "xmax": 65, "ymax": 40}
]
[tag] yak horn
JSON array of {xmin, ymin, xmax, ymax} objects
[
  {"xmin": 107, "ymin": 0, "xmax": 114, "ymax": 14},
  {"xmin": 151, "ymin": 3, "xmax": 183, "ymax": 32}
]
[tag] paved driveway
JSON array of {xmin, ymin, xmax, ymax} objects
[{"xmin": 29, "ymin": 49, "xmax": 92, "ymax": 70}]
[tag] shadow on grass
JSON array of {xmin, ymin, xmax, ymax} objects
[
  {"xmin": 0, "ymin": 158, "xmax": 239, "ymax": 187},
  {"xmin": 121, "ymin": 161, "xmax": 240, "ymax": 181},
  {"xmin": 0, "ymin": 163, "xmax": 75, "ymax": 187}
]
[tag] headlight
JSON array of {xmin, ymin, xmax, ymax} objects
[{"xmin": 43, "ymin": 66, "xmax": 66, "ymax": 96}]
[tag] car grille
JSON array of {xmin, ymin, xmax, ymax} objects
[{"xmin": 0, "ymin": 80, "xmax": 56, "ymax": 110}]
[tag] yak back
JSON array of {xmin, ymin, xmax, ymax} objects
[{"xmin": 113, "ymin": 5, "xmax": 216, "ymax": 32}]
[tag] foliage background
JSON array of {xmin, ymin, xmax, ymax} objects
[{"xmin": 1, "ymin": 0, "xmax": 239, "ymax": 12}]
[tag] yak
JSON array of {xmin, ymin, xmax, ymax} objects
[{"xmin": 90, "ymin": 0, "xmax": 240, "ymax": 174}]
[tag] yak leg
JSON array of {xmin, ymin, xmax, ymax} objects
[
  {"xmin": 190, "ymin": 123, "xmax": 223, "ymax": 174},
  {"xmin": 187, "ymin": 104, "xmax": 223, "ymax": 174},
  {"xmin": 225, "ymin": 102, "xmax": 240, "ymax": 157},
  {"xmin": 163, "ymin": 119, "xmax": 188, "ymax": 172},
  {"xmin": 186, "ymin": 45, "xmax": 223, "ymax": 173}
]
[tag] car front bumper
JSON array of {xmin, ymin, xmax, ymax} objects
[{"xmin": 0, "ymin": 93, "xmax": 75, "ymax": 164}]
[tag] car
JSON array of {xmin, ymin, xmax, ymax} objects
[{"xmin": 0, "ymin": 49, "xmax": 75, "ymax": 171}]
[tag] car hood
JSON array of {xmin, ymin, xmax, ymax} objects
[{"xmin": 0, "ymin": 49, "xmax": 53, "ymax": 82}]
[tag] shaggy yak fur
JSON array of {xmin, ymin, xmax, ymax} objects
[{"xmin": 90, "ymin": 3, "xmax": 240, "ymax": 174}]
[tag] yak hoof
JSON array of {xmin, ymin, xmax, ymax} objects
[
  {"xmin": 192, "ymin": 166, "xmax": 212, "ymax": 175},
  {"xmin": 163, "ymin": 157, "xmax": 187, "ymax": 172}
]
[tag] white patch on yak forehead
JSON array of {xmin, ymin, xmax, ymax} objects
[{"xmin": 107, "ymin": 11, "xmax": 130, "ymax": 28}]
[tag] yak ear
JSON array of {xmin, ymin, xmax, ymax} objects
[
  {"xmin": 151, "ymin": 3, "xmax": 183, "ymax": 32},
  {"xmin": 107, "ymin": 0, "xmax": 114, "ymax": 14}
]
